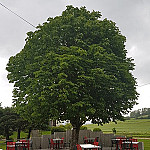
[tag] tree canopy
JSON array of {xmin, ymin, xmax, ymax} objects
[{"xmin": 6, "ymin": 6, "xmax": 138, "ymax": 147}]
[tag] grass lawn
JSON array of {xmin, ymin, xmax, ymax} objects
[
  {"xmin": 85, "ymin": 119, "xmax": 150, "ymax": 137},
  {"xmin": 85, "ymin": 119, "xmax": 150, "ymax": 150},
  {"xmin": 138, "ymin": 139, "xmax": 150, "ymax": 150},
  {"xmin": 9, "ymin": 131, "xmax": 28, "ymax": 140},
  {"xmin": 0, "ymin": 140, "xmax": 6, "ymax": 150}
]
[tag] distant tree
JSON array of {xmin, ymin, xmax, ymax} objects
[
  {"xmin": 6, "ymin": 6, "xmax": 138, "ymax": 149},
  {"xmin": 0, "ymin": 107, "xmax": 18, "ymax": 140},
  {"xmin": 130, "ymin": 108, "xmax": 150, "ymax": 118},
  {"xmin": 130, "ymin": 109, "xmax": 141, "ymax": 118},
  {"xmin": 141, "ymin": 108, "xmax": 150, "ymax": 116}
]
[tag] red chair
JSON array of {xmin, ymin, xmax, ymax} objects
[
  {"xmin": 6, "ymin": 142, "xmax": 16, "ymax": 150},
  {"xmin": 76, "ymin": 144, "xmax": 82, "ymax": 150},
  {"xmin": 50, "ymin": 139, "xmax": 57, "ymax": 149},
  {"xmin": 117, "ymin": 137, "xmax": 126, "ymax": 150},
  {"xmin": 60, "ymin": 137, "xmax": 64, "ymax": 148},
  {"xmin": 93, "ymin": 142, "xmax": 99, "ymax": 146},
  {"xmin": 20, "ymin": 139, "xmax": 30, "ymax": 150},
  {"xmin": 93, "ymin": 142, "xmax": 99, "ymax": 150},
  {"xmin": 83, "ymin": 136, "xmax": 88, "ymax": 144},
  {"xmin": 130, "ymin": 139, "xmax": 138, "ymax": 150},
  {"xmin": 94, "ymin": 137, "xmax": 99, "ymax": 142}
]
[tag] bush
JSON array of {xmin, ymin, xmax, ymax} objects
[
  {"xmin": 93, "ymin": 128, "xmax": 102, "ymax": 132},
  {"xmin": 50, "ymin": 126, "xmax": 66, "ymax": 134},
  {"xmin": 64, "ymin": 123, "xmax": 72, "ymax": 130},
  {"xmin": 80, "ymin": 126, "xmax": 87, "ymax": 130},
  {"xmin": 112, "ymin": 128, "xmax": 116, "ymax": 134}
]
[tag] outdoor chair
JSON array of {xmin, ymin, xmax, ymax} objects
[
  {"xmin": 93, "ymin": 142, "xmax": 99, "ymax": 150},
  {"xmin": 76, "ymin": 144, "xmax": 82, "ymax": 150},
  {"xmin": 122, "ymin": 139, "xmax": 133, "ymax": 150},
  {"xmin": 19, "ymin": 139, "xmax": 30, "ymax": 150},
  {"xmin": 50, "ymin": 139, "xmax": 57, "ymax": 149},
  {"xmin": 15, "ymin": 142, "xmax": 26, "ymax": 150},
  {"xmin": 83, "ymin": 136, "xmax": 88, "ymax": 144},
  {"xmin": 60, "ymin": 137, "xmax": 64, "ymax": 148},
  {"xmin": 94, "ymin": 137, "xmax": 99, "ymax": 142},
  {"xmin": 117, "ymin": 137, "xmax": 126, "ymax": 150},
  {"xmin": 130, "ymin": 139, "xmax": 138, "ymax": 150},
  {"xmin": 48, "ymin": 138, "xmax": 51, "ymax": 148},
  {"xmin": 6, "ymin": 142, "xmax": 16, "ymax": 150}
]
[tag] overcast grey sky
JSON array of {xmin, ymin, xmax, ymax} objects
[{"xmin": 0, "ymin": 0, "xmax": 150, "ymax": 111}]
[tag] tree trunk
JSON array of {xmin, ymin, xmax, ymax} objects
[
  {"xmin": 27, "ymin": 127, "xmax": 32, "ymax": 139},
  {"xmin": 70, "ymin": 126, "xmax": 80, "ymax": 150},
  {"xmin": 17, "ymin": 128, "xmax": 21, "ymax": 139},
  {"xmin": 5, "ymin": 126, "xmax": 9, "ymax": 140}
]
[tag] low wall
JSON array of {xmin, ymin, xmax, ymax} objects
[{"xmin": 31, "ymin": 130, "xmax": 144, "ymax": 150}]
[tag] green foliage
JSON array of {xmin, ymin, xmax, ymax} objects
[
  {"xmin": 80, "ymin": 126, "xmax": 87, "ymax": 130},
  {"xmin": 130, "ymin": 108, "xmax": 150, "ymax": 119},
  {"xmin": 112, "ymin": 127, "xmax": 116, "ymax": 134},
  {"xmin": 93, "ymin": 128, "xmax": 102, "ymax": 132},
  {"xmin": 0, "ymin": 140, "xmax": 6, "ymax": 150},
  {"xmin": 64, "ymin": 123, "xmax": 72, "ymax": 130},
  {"xmin": 138, "ymin": 139, "xmax": 150, "ymax": 150},
  {"xmin": 9, "ymin": 131, "xmax": 28, "ymax": 140},
  {"xmin": 50, "ymin": 126, "xmax": 66, "ymax": 134},
  {"xmin": 6, "ymin": 5, "xmax": 138, "ymax": 127},
  {"xmin": 0, "ymin": 107, "xmax": 19, "ymax": 140},
  {"xmin": 41, "ymin": 130, "xmax": 51, "ymax": 135},
  {"xmin": 6, "ymin": 5, "xmax": 138, "ymax": 146}
]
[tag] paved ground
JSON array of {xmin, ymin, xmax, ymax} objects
[{"xmin": 36, "ymin": 147, "xmax": 116, "ymax": 150}]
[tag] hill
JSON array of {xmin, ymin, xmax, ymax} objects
[{"xmin": 85, "ymin": 119, "xmax": 150, "ymax": 138}]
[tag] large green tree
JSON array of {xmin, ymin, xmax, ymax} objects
[{"xmin": 6, "ymin": 6, "xmax": 138, "ymax": 149}]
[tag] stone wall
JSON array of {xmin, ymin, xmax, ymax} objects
[{"xmin": 31, "ymin": 130, "xmax": 144, "ymax": 150}]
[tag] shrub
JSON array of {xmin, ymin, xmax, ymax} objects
[
  {"xmin": 50, "ymin": 126, "xmax": 66, "ymax": 134},
  {"xmin": 112, "ymin": 128, "xmax": 116, "ymax": 134},
  {"xmin": 93, "ymin": 128, "xmax": 102, "ymax": 132},
  {"xmin": 80, "ymin": 126, "xmax": 87, "ymax": 130},
  {"xmin": 64, "ymin": 123, "xmax": 72, "ymax": 130}
]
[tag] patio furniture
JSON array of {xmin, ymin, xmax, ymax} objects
[
  {"xmin": 48, "ymin": 138, "xmax": 51, "ymax": 148},
  {"xmin": 93, "ymin": 142, "xmax": 99, "ymax": 150},
  {"xmin": 76, "ymin": 144, "xmax": 82, "ymax": 150},
  {"xmin": 122, "ymin": 139, "xmax": 139, "ymax": 150},
  {"xmin": 51, "ymin": 138, "xmax": 63, "ymax": 149},
  {"xmin": 60, "ymin": 137, "xmax": 64, "ymax": 148},
  {"xmin": 6, "ymin": 142, "xmax": 16, "ymax": 150},
  {"xmin": 130, "ymin": 139, "xmax": 138, "ymax": 150},
  {"xmin": 50, "ymin": 139, "xmax": 57, "ymax": 149},
  {"xmin": 15, "ymin": 142, "xmax": 26, "ymax": 150},
  {"xmin": 84, "ymin": 138, "xmax": 95, "ymax": 144},
  {"xmin": 94, "ymin": 137, "xmax": 99, "ymax": 142},
  {"xmin": 111, "ymin": 137, "xmax": 126, "ymax": 150},
  {"xmin": 19, "ymin": 139, "xmax": 30, "ymax": 150},
  {"xmin": 122, "ymin": 140, "xmax": 133, "ymax": 150},
  {"xmin": 80, "ymin": 144, "xmax": 101, "ymax": 150},
  {"xmin": 83, "ymin": 137, "xmax": 88, "ymax": 144}
]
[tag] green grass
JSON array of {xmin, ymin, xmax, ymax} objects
[
  {"xmin": 0, "ymin": 131, "xmax": 28, "ymax": 150},
  {"xmin": 9, "ymin": 131, "xmax": 28, "ymax": 140},
  {"xmin": 0, "ymin": 140, "xmax": 6, "ymax": 150},
  {"xmin": 138, "ymin": 139, "xmax": 150, "ymax": 150},
  {"xmin": 85, "ymin": 119, "xmax": 150, "ymax": 137},
  {"xmin": 85, "ymin": 119, "xmax": 150, "ymax": 150}
]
